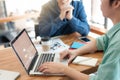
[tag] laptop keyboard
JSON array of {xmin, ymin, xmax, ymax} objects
[{"xmin": 35, "ymin": 53, "xmax": 55, "ymax": 72}]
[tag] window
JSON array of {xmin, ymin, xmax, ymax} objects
[
  {"xmin": 4, "ymin": 0, "xmax": 113, "ymax": 30},
  {"xmin": 5, "ymin": 0, "xmax": 50, "ymax": 16},
  {"xmin": 83, "ymin": 0, "xmax": 113, "ymax": 30},
  {"xmin": 0, "ymin": 0, "xmax": 8, "ymax": 30}
]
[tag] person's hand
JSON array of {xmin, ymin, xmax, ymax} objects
[
  {"xmin": 59, "ymin": 4, "xmax": 69, "ymax": 20},
  {"xmin": 38, "ymin": 62, "xmax": 67, "ymax": 74},
  {"xmin": 59, "ymin": 5, "xmax": 74, "ymax": 20},
  {"xmin": 66, "ymin": 5, "xmax": 74, "ymax": 20},
  {"xmin": 60, "ymin": 50, "xmax": 77, "ymax": 63}
]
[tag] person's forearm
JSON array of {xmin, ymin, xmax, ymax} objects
[
  {"xmin": 39, "ymin": 17, "xmax": 66, "ymax": 37},
  {"xmin": 68, "ymin": 17, "xmax": 90, "ymax": 36},
  {"xmin": 63, "ymin": 67, "xmax": 89, "ymax": 80},
  {"xmin": 75, "ymin": 39, "xmax": 97, "ymax": 56}
]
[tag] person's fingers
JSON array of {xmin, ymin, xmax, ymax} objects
[
  {"xmin": 38, "ymin": 65, "xmax": 46, "ymax": 72},
  {"xmin": 38, "ymin": 62, "xmax": 50, "ymax": 72},
  {"xmin": 61, "ymin": 5, "xmax": 74, "ymax": 12},
  {"xmin": 65, "ymin": 5, "xmax": 74, "ymax": 11},
  {"xmin": 60, "ymin": 50, "xmax": 69, "ymax": 60},
  {"xmin": 68, "ymin": 58, "xmax": 73, "ymax": 63},
  {"xmin": 60, "ymin": 54, "xmax": 70, "ymax": 61},
  {"xmin": 60, "ymin": 50, "xmax": 66, "ymax": 58},
  {"xmin": 68, "ymin": 55, "xmax": 76, "ymax": 64},
  {"xmin": 68, "ymin": 5, "xmax": 74, "ymax": 10},
  {"xmin": 39, "ymin": 67, "xmax": 51, "ymax": 74}
]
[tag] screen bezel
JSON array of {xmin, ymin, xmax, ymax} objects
[{"xmin": 10, "ymin": 29, "xmax": 38, "ymax": 74}]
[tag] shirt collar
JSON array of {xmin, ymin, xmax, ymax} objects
[{"xmin": 107, "ymin": 22, "xmax": 120, "ymax": 37}]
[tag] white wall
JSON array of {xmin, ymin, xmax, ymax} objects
[{"xmin": 5, "ymin": 0, "xmax": 50, "ymax": 16}]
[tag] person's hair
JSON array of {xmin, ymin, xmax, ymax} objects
[
  {"xmin": 109, "ymin": 0, "xmax": 115, "ymax": 6},
  {"xmin": 110, "ymin": 0, "xmax": 114, "ymax": 6}
]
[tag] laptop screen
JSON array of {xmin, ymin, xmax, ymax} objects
[{"xmin": 12, "ymin": 29, "xmax": 37, "ymax": 70}]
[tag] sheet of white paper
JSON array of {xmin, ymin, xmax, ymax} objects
[
  {"xmin": 0, "ymin": 69, "xmax": 20, "ymax": 80},
  {"xmin": 35, "ymin": 38, "xmax": 69, "ymax": 53}
]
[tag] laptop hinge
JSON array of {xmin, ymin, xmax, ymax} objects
[{"xmin": 28, "ymin": 53, "xmax": 38, "ymax": 73}]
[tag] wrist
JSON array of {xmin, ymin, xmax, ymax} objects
[
  {"xmin": 74, "ymin": 50, "xmax": 80, "ymax": 56},
  {"xmin": 67, "ymin": 16, "xmax": 72, "ymax": 20},
  {"xmin": 62, "ymin": 66, "xmax": 71, "ymax": 74},
  {"xmin": 59, "ymin": 13, "xmax": 65, "ymax": 20},
  {"xmin": 59, "ymin": 16, "xmax": 64, "ymax": 20}
]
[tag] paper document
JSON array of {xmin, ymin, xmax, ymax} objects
[
  {"xmin": 72, "ymin": 56, "xmax": 98, "ymax": 67},
  {"xmin": 35, "ymin": 38, "xmax": 69, "ymax": 53},
  {"xmin": 0, "ymin": 69, "xmax": 20, "ymax": 80}
]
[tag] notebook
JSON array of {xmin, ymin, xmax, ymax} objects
[
  {"xmin": 70, "ymin": 42, "xmax": 85, "ymax": 49},
  {"xmin": 72, "ymin": 56, "xmax": 98, "ymax": 67},
  {"xmin": 0, "ymin": 69, "xmax": 20, "ymax": 80},
  {"xmin": 10, "ymin": 29, "xmax": 68, "ymax": 76}
]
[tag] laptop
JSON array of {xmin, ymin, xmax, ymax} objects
[
  {"xmin": 11, "ymin": 29, "xmax": 67, "ymax": 76},
  {"xmin": 0, "ymin": 69, "xmax": 20, "ymax": 80}
]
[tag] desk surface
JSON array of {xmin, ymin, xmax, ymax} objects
[{"xmin": 0, "ymin": 35, "xmax": 103, "ymax": 80}]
